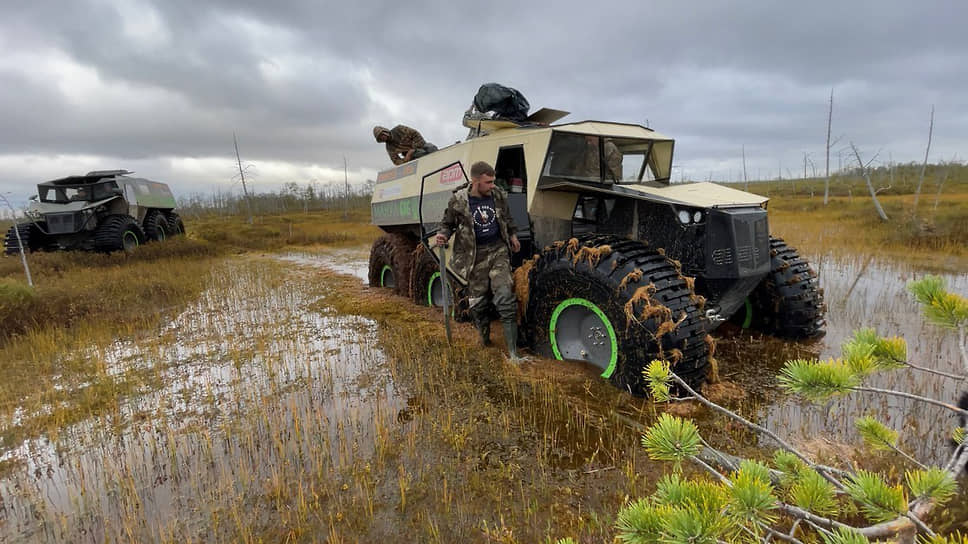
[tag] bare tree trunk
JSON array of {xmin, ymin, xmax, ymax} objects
[
  {"xmin": 850, "ymin": 143, "xmax": 889, "ymax": 222},
  {"xmin": 343, "ymin": 155, "xmax": 349, "ymax": 221},
  {"xmin": 742, "ymin": 144, "xmax": 748, "ymax": 191},
  {"xmin": 913, "ymin": 105, "xmax": 934, "ymax": 213},
  {"xmin": 824, "ymin": 88, "xmax": 834, "ymax": 205},
  {"xmin": 234, "ymin": 132, "xmax": 254, "ymax": 225},
  {"xmin": 889, "ymin": 152, "xmax": 894, "ymax": 186}
]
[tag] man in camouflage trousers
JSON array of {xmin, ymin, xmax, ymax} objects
[
  {"xmin": 373, "ymin": 125, "xmax": 438, "ymax": 165},
  {"xmin": 435, "ymin": 161, "xmax": 522, "ymax": 360}
]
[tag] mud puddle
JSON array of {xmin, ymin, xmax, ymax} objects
[
  {"xmin": 0, "ymin": 261, "xmax": 402, "ymax": 542},
  {"xmin": 279, "ymin": 248, "xmax": 370, "ymax": 282}
]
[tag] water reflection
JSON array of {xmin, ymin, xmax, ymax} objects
[
  {"xmin": 0, "ymin": 262, "xmax": 400, "ymax": 542},
  {"xmin": 758, "ymin": 254, "xmax": 967, "ymax": 466}
]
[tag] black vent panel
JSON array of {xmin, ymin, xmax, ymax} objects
[
  {"xmin": 705, "ymin": 208, "xmax": 770, "ymax": 279},
  {"xmin": 45, "ymin": 213, "xmax": 81, "ymax": 234}
]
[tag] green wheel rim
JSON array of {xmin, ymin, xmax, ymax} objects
[
  {"xmin": 122, "ymin": 230, "xmax": 139, "ymax": 251},
  {"xmin": 427, "ymin": 271, "xmax": 440, "ymax": 306},
  {"xmin": 741, "ymin": 297, "xmax": 753, "ymax": 329},
  {"xmin": 380, "ymin": 265, "xmax": 394, "ymax": 288},
  {"xmin": 426, "ymin": 271, "xmax": 455, "ymax": 316},
  {"xmin": 549, "ymin": 297, "xmax": 618, "ymax": 379}
]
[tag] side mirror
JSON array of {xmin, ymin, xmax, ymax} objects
[
  {"xmin": 29, "ymin": 195, "xmax": 38, "ymax": 201},
  {"xmin": 112, "ymin": 188, "xmax": 123, "ymax": 195}
]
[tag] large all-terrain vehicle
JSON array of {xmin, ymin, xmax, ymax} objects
[
  {"xmin": 368, "ymin": 112, "xmax": 824, "ymax": 393},
  {"xmin": 4, "ymin": 170, "xmax": 185, "ymax": 255}
]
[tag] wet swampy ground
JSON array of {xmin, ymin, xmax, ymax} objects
[{"xmin": 0, "ymin": 248, "xmax": 965, "ymax": 542}]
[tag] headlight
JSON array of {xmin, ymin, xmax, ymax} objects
[
  {"xmin": 678, "ymin": 210, "xmax": 691, "ymax": 224},
  {"xmin": 693, "ymin": 211, "xmax": 702, "ymax": 223}
]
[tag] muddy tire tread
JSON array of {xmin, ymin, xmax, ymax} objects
[
  {"xmin": 143, "ymin": 210, "xmax": 168, "ymax": 242},
  {"xmin": 94, "ymin": 215, "xmax": 143, "ymax": 253},
  {"xmin": 748, "ymin": 237, "xmax": 825, "ymax": 338},
  {"xmin": 525, "ymin": 234, "xmax": 709, "ymax": 393},
  {"xmin": 166, "ymin": 212, "xmax": 186, "ymax": 236},
  {"xmin": 368, "ymin": 232, "xmax": 417, "ymax": 297}
]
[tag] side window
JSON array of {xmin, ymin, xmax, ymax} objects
[{"xmin": 124, "ymin": 184, "xmax": 138, "ymax": 203}]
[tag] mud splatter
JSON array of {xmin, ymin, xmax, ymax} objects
[
  {"xmin": 571, "ymin": 245, "xmax": 612, "ymax": 268},
  {"xmin": 513, "ymin": 255, "xmax": 540, "ymax": 323},
  {"xmin": 654, "ymin": 311, "xmax": 687, "ymax": 340},
  {"xmin": 681, "ymin": 275, "xmax": 696, "ymax": 292},
  {"xmin": 705, "ymin": 334, "xmax": 719, "ymax": 383},
  {"xmin": 618, "ymin": 269, "xmax": 643, "ymax": 291},
  {"xmin": 564, "ymin": 237, "xmax": 580, "ymax": 256},
  {"xmin": 623, "ymin": 283, "xmax": 673, "ymax": 329}
]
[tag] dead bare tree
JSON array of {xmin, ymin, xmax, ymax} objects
[
  {"xmin": 233, "ymin": 132, "xmax": 255, "ymax": 225},
  {"xmin": 850, "ymin": 142, "xmax": 889, "ymax": 221},
  {"xmin": 343, "ymin": 155, "xmax": 350, "ymax": 221},
  {"xmin": 824, "ymin": 88, "xmax": 838, "ymax": 205},
  {"xmin": 742, "ymin": 144, "xmax": 748, "ymax": 191},
  {"xmin": 913, "ymin": 105, "xmax": 934, "ymax": 213}
]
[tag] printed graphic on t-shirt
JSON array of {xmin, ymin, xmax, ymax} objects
[{"xmin": 470, "ymin": 196, "xmax": 499, "ymax": 244}]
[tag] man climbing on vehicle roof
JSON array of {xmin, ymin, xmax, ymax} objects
[
  {"xmin": 373, "ymin": 125, "xmax": 438, "ymax": 165},
  {"xmin": 434, "ymin": 161, "xmax": 523, "ymax": 361}
]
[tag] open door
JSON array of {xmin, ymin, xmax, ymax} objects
[
  {"xmin": 494, "ymin": 146, "xmax": 532, "ymax": 267},
  {"xmin": 418, "ymin": 161, "xmax": 470, "ymax": 286}
]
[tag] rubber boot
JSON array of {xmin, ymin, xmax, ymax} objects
[
  {"xmin": 502, "ymin": 321, "xmax": 522, "ymax": 362},
  {"xmin": 471, "ymin": 305, "xmax": 491, "ymax": 347}
]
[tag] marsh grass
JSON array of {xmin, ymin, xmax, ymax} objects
[
  {"xmin": 188, "ymin": 205, "xmax": 380, "ymax": 251},
  {"xmin": 769, "ymin": 192, "xmax": 968, "ymax": 263},
  {"xmin": 0, "ymin": 239, "xmax": 220, "ymax": 336}
]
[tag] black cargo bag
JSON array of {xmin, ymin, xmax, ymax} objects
[{"xmin": 472, "ymin": 83, "xmax": 530, "ymax": 121}]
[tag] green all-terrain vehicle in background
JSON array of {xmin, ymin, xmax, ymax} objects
[
  {"xmin": 368, "ymin": 107, "xmax": 825, "ymax": 394},
  {"xmin": 4, "ymin": 170, "xmax": 185, "ymax": 254}
]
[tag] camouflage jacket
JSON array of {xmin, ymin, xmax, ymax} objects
[
  {"xmin": 385, "ymin": 125, "xmax": 427, "ymax": 165},
  {"xmin": 438, "ymin": 187, "xmax": 517, "ymax": 281}
]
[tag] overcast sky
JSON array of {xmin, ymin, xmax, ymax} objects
[{"xmin": 1, "ymin": 0, "xmax": 965, "ymax": 205}]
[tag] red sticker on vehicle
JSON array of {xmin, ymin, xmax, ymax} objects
[{"xmin": 439, "ymin": 164, "xmax": 464, "ymax": 185}]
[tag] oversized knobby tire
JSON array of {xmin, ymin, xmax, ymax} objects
[
  {"xmin": 94, "ymin": 215, "xmax": 144, "ymax": 253},
  {"xmin": 4, "ymin": 223, "xmax": 47, "ymax": 255},
  {"xmin": 409, "ymin": 243, "xmax": 470, "ymax": 321},
  {"xmin": 166, "ymin": 212, "xmax": 186, "ymax": 236},
  {"xmin": 524, "ymin": 235, "xmax": 710, "ymax": 394},
  {"xmin": 143, "ymin": 210, "xmax": 169, "ymax": 242},
  {"xmin": 741, "ymin": 236, "xmax": 825, "ymax": 339},
  {"xmin": 368, "ymin": 233, "xmax": 417, "ymax": 297}
]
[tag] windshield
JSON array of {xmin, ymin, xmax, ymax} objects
[
  {"xmin": 540, "ymin": 132, "xmax": 662, "ymax": 184},
  {"xmin": 38, "ymin": 181, "xmax": 119, "ymax": 203}
]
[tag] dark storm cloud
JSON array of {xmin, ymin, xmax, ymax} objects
[{"xmin": 1, "ymin": 0, "xmax": 966, "ymax": 198}]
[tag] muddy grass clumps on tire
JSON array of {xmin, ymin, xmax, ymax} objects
[{"xmin": 523, "ymin": 234, "xmax": 709, "ymax": 394}]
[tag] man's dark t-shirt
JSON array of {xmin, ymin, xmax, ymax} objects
[{"xmin": 469, "ymin": 195, "xmax": 500, "ymax": 246}]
